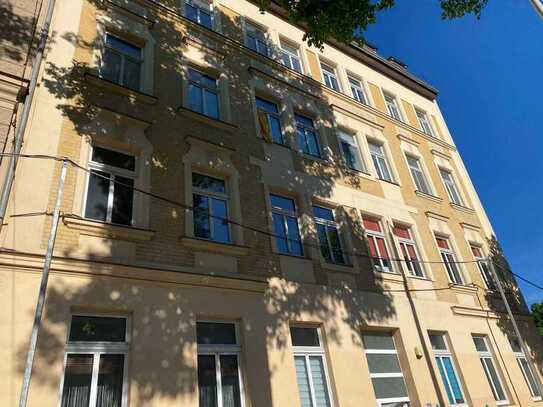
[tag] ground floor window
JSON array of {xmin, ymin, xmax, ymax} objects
[
  {"xmin": 60, "ymin": 315, "xmax": 129, "ymax": 407},
  {"xmin": 429, "ymin": 333, "xmax": 465, "ymax": 406},
  {"xmin": 473, "ymin": 335, "xmax": 508, "ymax": 404},
  {"xmin": 197, "ymin": 321, "xmax": 244, "ymax": 407}
]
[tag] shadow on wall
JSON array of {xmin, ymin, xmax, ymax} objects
[{"xmin": 0, "ymin": 2, "xmax": 40, "ymax": 64}]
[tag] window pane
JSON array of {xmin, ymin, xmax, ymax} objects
[
  {"xmin": 371, "ymin": 377, "xmax": 408, "ymax": 400},
  {"xmin": 189, "ymin": 83, "xmax": 203, "ymax": 113},
  {"xmin": 204, "ymin": 89, "xmax": 219, "ymax": 119},
  {"xmin": 362, "ymin": 333, "xmax": 395, "ymax": 350},
  {"xmin": 272, "ymin": 213, "xmax": 288, "ymax": 253},
  {"xmin": 199, "ymin": 10, "xmax": 212, "ymax": 29},
  {"xmin": 60, "ymin": 354, "xmax": 93, "ymax": 407},
  {"xmin": 256, "ymin": 97, "xmax": 278, "ymax": 113},
  {"xmin": 286, "ymin": 216, "xmax": 303, "ymax": 256},
  {"xmin": 269, "ymin": 116, "xmax": 283, "ymax": 144},
  {"xmin": 366, "ymin": 353, "xmax": 402, "ymax": 374},
  {"xmin": 220, "ymin": 355, "xmax": 242, "ymax": 407},
  {"xmin": 85, "ymin": 170, "xmax": 110, "ymax": 222},
  {"xmin": 192, "ymin": 173, "xmax": 226, "ymax": 194},
  {"xmin": 291, "ymin": 327, "xmax": 320, "ymax": 347},
  {"xmin": 313, "ymin": 206, "xmax": 334, "ymax": 221},
  {"xmin": 185, "ymin": 3, "xmax": 199, "ymax": 22},
  {"xmin": 294, "ymin": 356, "xmax": 313, "ymax": 407},
  {"xmin": 441, "ymin": 356, "xmax": 464, "ymax": 404},
  {"xmin": 291, "ymin": 57, "xmax": 302, "ymax": 73},
  {"xmin": 270, "ymin": 194, "xmax": 295, "ymax": 212},
  {"xmin": 306, "ymin": 131, "xmax": 320, "ymax": 157},
  {"xmin": 193, "ymin": 194, "xmax": 211, "ymax": 239},
  {"xmin": 327, "ymin": 227, "xmax": 344, "ymax": 264},
  {"xmin": 211, "ymin": 198, "xmax": 230, "ymax": 242},
  {"xmin": 111, "ymin": 176, "xmax": 133, "ymax": 225},
  {"xmin": 482, "ymin": 358, "xmax": 506, "ymax": 401},
  {"xmin": 341, "ymin": 140, "xmax": 362, "ymax": 172},
  {"xmin": 101, "ymin": 49, "xmax": 122, "ymax": 84},
  {"xmin": 96, "ymin": 354, "xmax": 124, "ymax": 407},
  {"xmin": 309, "ymin": 356, "xmax": 331, "ymax": 407},
  {"xmin": 198, "ymin": 355, "xmax": 218, "ymax": 407},
  {"xmin": 429, "ymin": 334, "xmax": 447, "ymax": 351},
  {"xmin": 69, "ymin": 316, "xmax": 126, "ymax": 342},
  {"xmin": 520, "ymin": 358, "xmax": 541, "ymax": 397},
  {"xmin": 123, "ymin": 58, "xmax": 141, "ymax": 91},
  {"xmin": 197, "ymin": 322, "xmax": 237, "ymax": 345},
  {"xmin": 316, "ymin": 223, "xmax": 331, "ymax": 262},
  {"xmin": 91, "ymin": 147, "xmax": 135, "ymax": 171},
  {"xmin": 473, "ymin": 336, "xmax": 487, "ymax": 352},
  {"xmin": 106, "ymin": 34, "xmax": 141, "ymax": 59}
]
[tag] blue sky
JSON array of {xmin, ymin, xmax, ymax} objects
[{"xmin": 366, "ymin": 1, "xmax": 543, "ymax": 306}]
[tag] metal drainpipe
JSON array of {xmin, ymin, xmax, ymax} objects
[{"xmin": 0, "ymin": 0, "xmax": 57, "ymax": 231}]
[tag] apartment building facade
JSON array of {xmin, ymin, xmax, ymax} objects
[{"xmin": 1, "ymin": 0, "xmax": 541, "ymax": 406}]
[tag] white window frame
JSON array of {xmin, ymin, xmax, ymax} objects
[
  {"xmin": 365, "ymin": 220, "xmax": 393, "ymax": 273},
  {"xmin": 291, "ymin": 326, "xmax": 334, "ymax": 407},
  {"xmin": 270, "ymin": 194, "xmax": 303, "ymax": 256},
  {"xmin": 338, "ymin": 132, "xmax": 366, "ymax": 173},
  {"xmin": 473, "ymin": 335, "xmax": 508, "ymax": 405},
  {"xmin": 406, "ymin": 155, "xmax": 432, "ymax": 195},
  {"xmin": 430, "ymin": 334, "xmax": 467, "ymax": 407},
  {"xmin": 279, "ymin": 39, "xmax": 303, "ymax": 74},
  {"xmin": 295, "ymin": 113, "xmax": 321, "ymax": 158},
  {"xmin": 192, "ymin": 172, "xmax": 231, "ymax": 243},
  {"xmin": 437, "ymin": 237, "xmax": 464, "ymax": 285},
  {"xmin": 255, "ymin": 96, "xmax": 284, "ymax": 145},
  {"xmin": 439, "ymin": 168, "xmax": 464, "ymax": 206},
  {"xmin": 320, "ymin": 61, "xmax": 341, "ymax": 92},
  {"xmin": 415, "ymin": 108, "xmax": 435, "ymax": 137},
  {"xmin": 471, "ymin": 246, "xmax": 495, "ymax": 290},
  {"xmin": 101, "ymin": 32, "xmax": 143, "ymax": 91},
  {"xmin": 363, "ymin": 333, "xmax": 410, "ymax": 406},
  {"xmin": 347, "ymin": 75, "xmax": 368, "ymax": 105},
  {"xmin": 244, "ymin": 21, "xmax": 269, "ymax": 57},
  {"xmin": 396, "ymin": 228, "xmax": 425, "ymax": 278},
  {"xmin": 197, "ymin": 321, "xmax": 246, "ymax": 407},
  {"xmin": 511, "ymin": 337, "xmax": 542, "ymax": 400},
  {"xmin": 184, "ymin": 0, "xmax": 214, "ymax": 29},
  {"xmin": 187, "ymin": 67, "xmax": 220, "ymax": 119},
  {"xmin": 83, "ymin": 145, "xmax": 136, "ymax": 226},
  {"xmin": 383, "ymin": 91, "xmax": 403, "ymax": 122},
  {"xmin": 368, "ymin": 141, "xmax": 394, "ymax": 182},
  {"xmin": 59, "ymin": 314, "xmax": 130, "ymax": 407},
  {"xmin": 313, "ymin": 205, "xmax": 346, "ymax": 265}
]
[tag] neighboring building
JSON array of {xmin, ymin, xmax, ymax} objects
[{"xmin": 0, "ymin": 1, "xmax": 541, "ymax": 407}]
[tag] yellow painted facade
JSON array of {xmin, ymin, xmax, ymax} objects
[{"xmin": 0, "ymin": 0, "xmax": 541, "ymax": 406}]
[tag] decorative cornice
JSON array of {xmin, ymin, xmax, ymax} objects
[{"xmin": 425, "ymin": 211, "xmax": 449, "ymax": 222}]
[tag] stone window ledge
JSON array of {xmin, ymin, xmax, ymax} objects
[
  {"xmin": 63, "ymin": 216, "xmax": 155, "ymax": 242},
  {"xmin": 85, "ymin": 73, "xmax": 158, "ymax": 105},
  {"xmin": 450, "ymin": 283, "xmax": 479, "ymax": 294},
  {"xmin": 179, "ymin": 236, "xmax": 249, "ymax": 256},
  {"xmin": 450, "ymin": 202, "xmax": 475, "ymax": 215},
  {"xmin": 415, "ymin": 190, "xmax": 443, "ymax": 203},
  {"xmin": 178, "ymin": 106, "xmax": 238, "ymax": 132}
]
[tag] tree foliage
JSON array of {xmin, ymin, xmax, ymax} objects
[
  {"xmin": 531, "ymin": 303, "xmax": 543, "ymax": 338},
  {"xmin": 256, "ymin": 0, "xmax": 489, "ymax": 48}
]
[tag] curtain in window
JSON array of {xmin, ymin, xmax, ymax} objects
[
  {"xmin": 198, "ymin": 355, "xmax": 218, "ymax": 407},
  {"xmin": 61, "ymin": 354, "xmax": 93, "ymax": 407},
  {"xmin": 294, "ymin": 356, "xmax": 313, "ymax": 407},
  {"xmin": 220, "ymin": 355, "xmax": 241, "ymax": 407},
  {"xmin": 96, "ymin": 354, "xmax": 124, "ymax": 407},
  {"xmin": 309, "ymin": 356, "xmax": 331, "ymax": 407}
]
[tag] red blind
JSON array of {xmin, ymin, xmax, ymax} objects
[
  {"xmin": 376, "ymin": 237, "xmax": 389, "ymax": 259},
  {"xmin": 406, "ymin": 244, "xmax": 417, "ymax": 260},
  {"xmin": 364, "ymin": 218, "xmax": 382, "ymax": 233},
  {"xmin": 367, "ymin": 237, "xmax": 378, "ymax": 257},
  {"xmin": 393, "ymin": 226, "xmax": 411, "ymax": 240},
  {"xmin": 436, "ymin": 237, "xmax": 449, "ymax": 250},
  {"xmin": 471, "ymin": 246, "xmax": 482, "ymax": 258}
]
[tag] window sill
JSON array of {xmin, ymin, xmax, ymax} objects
[
  {"xmin": 321, "ymin": 260, "xmax": 357, "ymax": 274},
  {"xmin": 379, "ymin": 178, "xmax": 400, "ymax": 187},
  {"xmin": 450, "ymin": 202, "xmax": 475, "ymax": 214},
  {"xmin": 373, "ymin": 269, "xmax": 403, "ymax": 283},
  {"xmin": 63, "ymin": 216, "xmax": 155, "ymax": 242},
  {"xmin": 274, "ymin": 251, "xmax": 308, "ymax": 260},
  {"xmin": 178, "ymin": 106, "xmax": 238, "ymax": 132},
  {"xmin": 298, "ymin": 152, "xmax": 331, "ymax": 166},
  {"xmin": 343, "ymin": 168, "xmax": 375, "ymax": 181},
  {"xmin": 84, "ymin": 73, "xmax": 158, "ymax": 105},
  {"xmin": 450, "ymin": 283, "xmax": 479, "ymax": 294},
  {"xmin": 415, "ymin": 190, "xmax": 443, "ymax": 203},
  {"xmin": 179, "ymin": 236, "xmax": 249, "ymax": 256}
]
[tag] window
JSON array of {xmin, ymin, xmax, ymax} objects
[
  {"xmin": 192, "ymin": 173, "xmax": 230, "ymax": 243},
  {"xmin": 439, "ymin": 168, "xmax": 464, "ymax": 206},
  {"xmin": 363, "ymin": 218, "xmax": 392, "ymax": 273},
  {"xmin": 383, "ymin": 92, "xmax": 402, "ymax": 121},
  {"xmin": 436, "ymin": 237, "xmax": 463, "ymax": 285},
  {"xmin": 473, "ymin": 335, "xmax": 508, "ymax": 404},
  {"xmin": 59, "ymin": 315, "xmax": 129, "ymax": 407},
  {"xmin": 406, "ymin": 155, "xmax": 431, "ymax": 195},
  {"xmin": 245, "ymin": 22, "xmax": 268, "ymax": 57},
  {"xmin": 393, "ymin": 226, "xmax": 424, "ymax": 278},
  {"xmin": 415, "ymin": 109, "xmax": 435, "ymax": 137},
  {"xmin": 101, "ymin": 33, "xmax": 142, "ymax": 91},
  {"xmin": 280, "ymin": 41, "xmax": 303, "ymax": 73},
  {"xmin": 471, "ymin": 246, "xmax": 495, "ymax": 290},
  {"xmin": 338, "ymin": 132, "xmax": 365, "ymax": 172},
  {"xmin": 320, "ymin": 62, "xmax": 340, "ymax": 92},
  {"xmin": 84, "ymin": 146, "xmax": 135, "ymax": 226},
  {"xmin": 295, "ymin": 114, "xmax": 321, "ymax": 158},
  {"xmin": 185, "ymin": 0, "xmax": 213, "ymax": 29},
  {"xmin": 348, "ymin": 76, "xmax": 368, "ymax": 105},
  {"xmin": 510, "ymin": 337, "xmax": 542, "ymax": 400},
  {"xmin": 362, "ymin": 332, "xmax": 410, "ymax": 407},
  {"xmin": 290, "ymin": 326, "xmax": 333, "ymax": 407},
  {"xmin": 313, "ymin": 206, "xmax": 345, "ymax": 265},
  {"xmin": 368, "ymin": 142, "xmax": 393, "ymax": 182},
  {"xmin": 188, "ymin": 68, "xmax": 219, "ymax": 119},
  {"xmin": 429, "ymin": 333, "xmax": 466, "ymax": 406},
  {"xmin": 256, "ymin": 97, "xmax": 283, "ymax": 144},
  {"xmin": 270, "ymin": 194, "xmax": 303, "ymax": 256},
  {"xmin": 197, "ymin": 322, "xmax": 244, "ymax": 407}
]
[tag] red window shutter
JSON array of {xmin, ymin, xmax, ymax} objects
[
  {"xmin": 376, "ymin": 237, "xmax": 389, "ymax": 259},
  {"xmin": 436, "ymin": 237, "xmax": 449, "ymax": 250},
  {"xmin": 406, "ymin": 244, "xmax": 417, "ymax": 260},
  {"xmin": 367, "ymin": 236, "xmax": 378, "ymax": 257},
  {"xmin": 393, "ymin": 226, "xmax": 410, "ymax": 240},
  {"xmin": 363, "ymin": 218, "xmax": 381, "ymax": 233},
  {"xmin": 471, "ymin": 246, "xmax": 482, "ymax": 258}
]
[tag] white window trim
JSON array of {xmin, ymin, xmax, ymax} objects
[
  {"xmin": 101, "ymin": 32, "xmax": 143, "ymax": 90},
  {"xmin": 82, "ymin": 145, "xmax": 137, "ymax": 226},
  {"xmin": 365, "ymin": 220, "xmax": 394, "ymax": 274},
  {"xmin": 295, "ymin": 113, "xmax": 322, "ymax": 158},
  {"xmin": 59, "ymin": 315, "xmax": 130, "ymax": 407},
  {"xmin": 396, "ymin": 230, "xmax": 425, "ymax": 278},
  {"xmin": 278, "ymin": 38, "xmax": 304, "ymax": 74},
  {"xmin": 382, "ymin": 91, "xmax": 404, "ymax": 122},
  {"xmin": 270, "ymin": 193, "xmax": 303, "ymax": 256},
  {"xmin": 313, "ymin": 206, "xmax": 346, "ymax": 265},
  {"xmin": 470, "ymin": 246, "xmax": 495, "ymax": 290},
  {"xmin": 338, "ymin": 131, "xmax": 366, "ymax": 173},
  {"xmin": 405, "ymin": 154, "xmax": 433, "ymax": 196},
  {"xmin": 511, "ymin": 338, "xmax": 542, "ymax": 400},
  {"xmin": 439, "ymin": 167, "xmax": 465, "ymax": 206},
  {"xmin": 415, "ymin": 107, "xmax": 436, "ymax": 137},
  {"xmin": 255, "ymin": 95, "xmax": 284, "ymax": 145},
  {"xmin": 368, "ymin": 140, "xmax": 395, "ymax": 183},
  {"xmin": 430, "ymin": 334, "xmax": 467, "ymax": 407},
  {"xmin": 473, "ymin": 336, "xmax": 509, "ymax": 405},
  {"xmin": 346, "ymin": 74, "xmax": 369, "ymax": 105},
  {"xmin": 243, "ymin": 19, "xmax": 270, "ymax": 57},
  {"xmin": 183, "ymin": 0, "xmax": 215, "ymax": 29},
  {"xmin": 435, "ymin": 236, "xmax": 466, "ymax": 285},
  {"xmin": 187, "ymin": 67, "xmax": 220, "ymax": 118},
  {"xmin": 319, "ymin": 60, "xmax": 342, "ymax": 92},
  {"xmin": 291, "ymin": 326, "xmax": 334, "ymax": 407}
]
